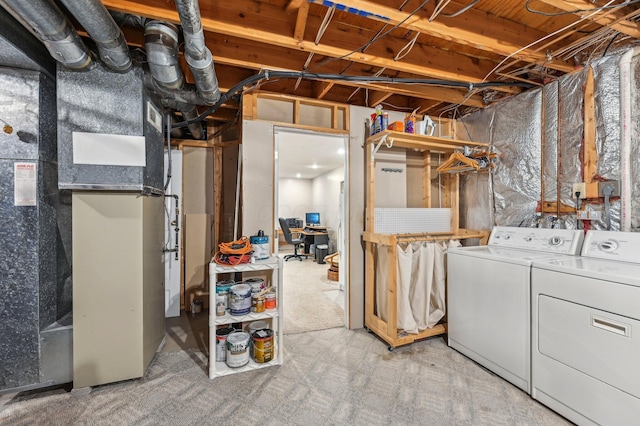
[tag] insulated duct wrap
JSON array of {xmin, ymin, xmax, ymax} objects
[
  {"xmin": 632, "ymin": 55, "xmax": 640, "ymax": 229},
  {"xmin": 459, "ymin": 51, "xmax": 640, "ymax": 231},
  {"xmin": 557, "ymin": 69, "xmax": 586, "ymax": 209},
  {"xmin": 490, "ymin": 89, "xmax": 543, "ymax": 226},
  {"xmin": 456, "ymin": 111, "xmax": 494, "ymax": 229},
  {"xmin": 589, "ymin": 56, "xmax": 623, "ymax": 230},
  {"xmin": 58, "ymin": 0, "xmax": 131, "ymax": 72},
  {"xmin": 542, "ymin": 82, "xmax": 558, "ymax": 203},
  {"xmin": 0, "ymin": 0, "xmax": 91, "ymax": 70}
]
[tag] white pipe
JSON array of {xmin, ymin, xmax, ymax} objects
[{"xmin": 618, "ymin": 47, "xmax": 640, "ymax": 231}]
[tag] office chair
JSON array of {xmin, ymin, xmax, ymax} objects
[{"xmin": 278, "ymin": 217, "xmax": 308, "ymax": 261}]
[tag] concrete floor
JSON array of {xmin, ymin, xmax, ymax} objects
[{"xmin": 162, "ymin": 310, "xmax": 209, "ymax": 353}]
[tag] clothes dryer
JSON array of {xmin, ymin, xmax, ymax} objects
[
  {"xmin": 531, "ymin": 230, "xmax": 640, "ymax": 425},
  {"xmin": 448, "ymin": 226, "xmax": 584, "ymax": 394}
]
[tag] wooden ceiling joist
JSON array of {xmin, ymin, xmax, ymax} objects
[
  {"xmin": 367, "ymin": 90, "xmax": 393, "ymax": 108},
  {"xmin": 306, "ymin": 0, "xmax": 576, "ymax": 72},
  {"xmin": 313, "ymin": 81, "xmax": 335, "ymax": 99},
  {"xmin": 536, "ymin": 0, "xmax": 640, "ymax": 38},
  {"xmin": 102, "ymin": 0, "xmax": 508, "ymax": 85}
]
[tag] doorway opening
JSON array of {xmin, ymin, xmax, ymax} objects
[{"xmin": 274, "ymin": 128, "xmax": 348, "ymax": 334}]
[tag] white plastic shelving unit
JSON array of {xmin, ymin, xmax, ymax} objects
[{"xmin": 208, "ymin": 256, "xmax": 284, "ymax": 379}]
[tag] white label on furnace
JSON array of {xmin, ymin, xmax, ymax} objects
[{"xmin": 14, "ymin": 162, "xmax": 37, "ymax": 206}]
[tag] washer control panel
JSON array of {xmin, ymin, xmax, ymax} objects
[
  {"xmin": 488, "ymin": 226, "xmax": 584, "ymax": 255},
  {"xmin": 582, "ymin": 230, "xmax": 640, "ymax": 263}
]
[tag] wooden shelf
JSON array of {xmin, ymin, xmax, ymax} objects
[
  {"xmin": 364, "ymin": 127, "xmax": 490, "ymax": 350},
  {"xmin": 367, "ymin": 130, "xmax": 489, "ymax": 153}
]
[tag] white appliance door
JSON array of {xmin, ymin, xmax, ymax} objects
[{"xmin": 448, "ymin": 252, "xmax": 531, "ymax": 392}]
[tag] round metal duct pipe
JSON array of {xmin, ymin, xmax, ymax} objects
[
  {"xmin": 0, "ymin": 0, "xmax": 91, "ymax": 70},
  {"xmin": 58, "ymin": 0, "xmax": 131, "ymax": 72}
]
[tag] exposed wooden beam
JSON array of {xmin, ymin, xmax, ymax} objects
[
  {"xmin": 536, "ymin": 0, "xmax": 640, "ymax": 38},
  {"xmin": 306, "ymin": 0, "xmax": 575, "ymax": 73},
  {"xmin": 367, "ymin": 90, "xmax": 393, "ymax": 108},
  {"xmin": 120, "ymin": 24, "xmax": 487, "ymax": 107},
  {"xmin": 313, "ymin": 81, "xmax": 334, "ymax": 99},
  {"xmin": 102, "ymin": 0, "xmax": 507, "ymax": 85},
  {"xmin": 293, "ymin": 2, "xmax": 309, "ymax": 42},
  {"xmin": 285, "ymin": 0, "xmax": 306, "ymax": 14}
]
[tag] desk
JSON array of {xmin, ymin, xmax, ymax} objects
[{"xmin": 301, "ymin": 229, "xmax": 329, "ymax": 255}]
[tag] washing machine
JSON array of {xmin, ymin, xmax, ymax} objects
[
  {"xmin": 448, "ymin": 226, "xmax": 584, "ymax": 394},
  {"xmin": 531, "ymin": 230, "xmax": 640, "ymax": 425}
]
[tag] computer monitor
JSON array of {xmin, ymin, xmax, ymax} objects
[{"xmin": 305, "ymin": 212, "xmax": 320, "ymax": 226}]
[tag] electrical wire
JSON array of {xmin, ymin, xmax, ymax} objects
[
  {"xmin": 307, "ymin": 0, "xmax": 431, "ymax": 72},
  {"xmin": 439, "ymin": 0, "xmax": 480, "ymax": 17},
  {"xmin": 482, "ymin": 0, "xmax": 619, "ymax": 83},
  {"xmin": 171, "ymin": 71, "xmax": 534, "ymax": 129},
  {"xmin": 525, "ymin": 0, "xmax": 640, "ymax": 17}
]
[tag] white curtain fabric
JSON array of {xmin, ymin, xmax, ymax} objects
[{"xmin": 375, "ymin": 240, "xmax": 461, "ymax": 334}]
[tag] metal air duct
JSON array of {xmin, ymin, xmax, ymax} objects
[
  {"xmin": 0, "ymin": 0, "xmax": 91, "ymax": 70},
  {"xmin": 174, "ymin": 0, "xmax": 220, "ymax": 104},
  {"xmin": 144, "ymin": 21, "xmax": 203, "ymax": 139},
  {"xmin": 58, "ymin": 0, "xmax": 131, "ymax": 72}
]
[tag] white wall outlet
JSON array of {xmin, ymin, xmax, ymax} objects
[{"xmin": 572, "ymin": 182, "xmax": 587, "ymax": 199}]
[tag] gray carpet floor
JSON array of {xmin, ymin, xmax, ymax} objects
[
  {"xmin": 0, "ymin": 328, "xmax": 570, "ymax": 426},
  {"xmin": 280, "ymin": 251, "xmax": 345, "ymax": 334}
]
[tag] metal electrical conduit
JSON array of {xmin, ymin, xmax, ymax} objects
[{"xmin": 172, "ymin": 70, "xmax": 535, "ymax": 129}]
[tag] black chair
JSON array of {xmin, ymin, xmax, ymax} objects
[{"xmin": 278, "ymin": 217, "xmax": 308, "ymax": 261}]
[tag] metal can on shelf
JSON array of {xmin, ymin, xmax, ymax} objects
[
  {"xmin": 216, "ymin": 280, "xmax": 234, "ymax": 314},
  {"xmin": 215, "ymin": 327, "xmax": 235, "ymax": 362},
  {"xmin": 251, "ymin": 329, "xmax": 274, "ymax": 363},
  {"xmin": 215, "ymin": 294, "xmax": 226, "ymax": 316},
  {"xmin": 229, "ymin": 283, "xmax": 252, "ymax": 315},
  {"xmin": 245, "ymin": 277, "xmax": 265, "ymax": 293},
  {"xmin": 251, "ymin": 293, "xmax": 265, "ymax": 313},
  {"xmin": 264, "ymin": 291, "xmax": 276, "ymax": 310},
  {"xmin": 226, "ymin": 332, "xmax": 250, "ymax": 368}
]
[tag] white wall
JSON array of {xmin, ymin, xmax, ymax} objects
[
  {"xmin": 312, "ymin": 166, "xmax": 344, "ymax": 250},
  {"xmin": 242, "ymin": 121, "xmax": 274, "ymax": 239},
  {"xmin": 278, "ymin": 178, "xmax": 312, "ymax": 220}
]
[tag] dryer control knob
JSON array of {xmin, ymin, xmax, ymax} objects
[
  {"xmin": 599, "ymin": 240, "xmax": 618, "ymax": 252},
  {"xmin": 549, "ymin": 236, "xmax": 563, "ymax": 246}
]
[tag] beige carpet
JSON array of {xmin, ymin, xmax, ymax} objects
[
  {"xmin": 280, "ymin": 251, "xmax": 345, "ymax": 334},
  {"xmin": 0, "ymin": 328, "xmax": 570, "ymax": 426}
]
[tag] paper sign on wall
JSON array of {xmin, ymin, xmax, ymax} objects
[{"xmin": 14, "ymin": 162, "xmax": 37, "ymax": 206}]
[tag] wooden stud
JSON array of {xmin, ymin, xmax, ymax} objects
[
  {"xmin": 285, "ymin": 0, "xmax": 306, "ymax": 13},
  {"xmin": 422, "ymin": 151, "xmax": 432, "ymax": 208},
  {"xmin": 387, "ymin": 240, "xmax": 397, "ymax": 339},
  {"xmin": 583, "ymin": 67, "xmax": 599, "ymax": 198},
  {"xmin": 293, "ymin": 2, "xmax": 309, "ymax": 42}
]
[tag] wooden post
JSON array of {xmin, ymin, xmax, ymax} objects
[
  {"xmin": 422, "ymin": 150, "xmax": 432, "ymax": 208},
  {"xmin": 387, "ymin": 238, "xmax": 398, "ymax": 340},
  {"xmin": 583, "ymin": 67, "xmax": 599, "ymax": 198}
]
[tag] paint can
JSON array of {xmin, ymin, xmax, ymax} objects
[
  {"xmin": 247, "ymin": 320, "xmax": 269, "ymax": 335},
  {"xmin": 250, "ymin": 232, "xmax": 269, "ymax": 260},
  {"xmin": 216, "ymin": 280, "xmax": 234, "ymax": 314},
  {"xmin": 245, "ymin": 277, "xmax": 265, "ymax": 293},
  {"xmin": 251, "ymin": 329, "xmax": 274, "ymax": 363},
  {"xmin": 229, "ymin": 283, "xmax": 252, "ymax": 315},
  {"xmin": 226, "ymin": 332, "xmax": 250, "ymax": 368},
  {"xmin": 251, "ymin": 293, "xmax": 265, "ymax": 313},
  {"xmin": 264, "ymin": 291, "xmax": 277, "ymax": 310},
  {"xmin": 215, "ymin": 327, "xmax": 235, "ymax": 362}
]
